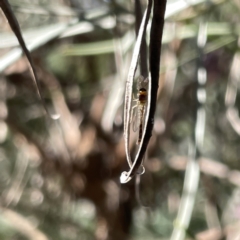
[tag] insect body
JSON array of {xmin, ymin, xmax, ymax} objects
[{"xmin": 132, "ymin": 77, "xmax": 148, "ymax": 145}]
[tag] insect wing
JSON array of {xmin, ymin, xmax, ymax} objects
[
  {"xmin": 132, "ymin": 105, "xmax": 139, "ymax": 132},
  {"xmin": 137, "ymin": 76, "xmax": 149, "ymax": 90}
]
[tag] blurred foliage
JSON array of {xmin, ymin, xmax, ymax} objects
[{"xmin": 1, "ymin": 0, "xmax": 240, "ymax": 240}]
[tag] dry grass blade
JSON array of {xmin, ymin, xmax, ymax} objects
[
  {"xmin": 121, "ymin": 0, "xmax": 167, "ymax": 183},
  {"xmin": 120, "ymin": 0, "xmax": 153, "ymax": 183},
  {"xmin": 0, "ymin": 0, "xmax": 59, "ymax": 119}
]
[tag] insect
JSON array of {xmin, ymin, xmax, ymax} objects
[{"xmin": 132, "ymin": 76, "xmax": 149, "ymax": 145}]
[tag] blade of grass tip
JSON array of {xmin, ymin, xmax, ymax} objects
[
  {"xmin": 0, "ymin": 0, "xmax": 59, "ymax": 119},
  {"xmin": 121, "ymin": 0, "xmax": 167, "ymax": 183},
  {"xmin": 120, "ymin": 0, "xmax": 153, "ymax": 184}
]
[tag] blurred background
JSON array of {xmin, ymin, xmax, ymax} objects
[{"xmin": 1, "ymin": 0, "xmax": 240, "ymax": 239}]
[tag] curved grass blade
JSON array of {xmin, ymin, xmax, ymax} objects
[
  {"xmin": 121, "ymin": 0, "xmax": 167, "ymax": 183},
  {"xmin": 0, "ymin": 0, "xmax": 59, "ymax": 119},
  {"xmin": 121, "ymin": 0, "xmax": 153, "ymax": 180}
]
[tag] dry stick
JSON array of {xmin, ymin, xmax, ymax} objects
[
  {"xmin": 121, "ymin": 0, "xmax": 153, "ymax": 175},
  {"xmin": 121, "ymin": 0, "xmax": 167, "ymax": 183},
  {"xmin": 0, "ymin": 0, "xmax": 59, "ymax": 119}
]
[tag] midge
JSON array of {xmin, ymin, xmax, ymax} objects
[{"xmin": 132, "ymin": 76, "xmax": 149, "ymax": 145}]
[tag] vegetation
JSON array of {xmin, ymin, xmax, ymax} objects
[{"xmin": 1, "ymin": 0, "xmax": 240, "ymax": 239}]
